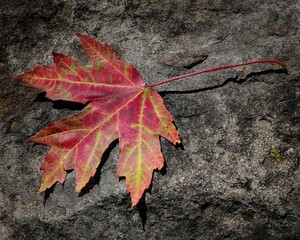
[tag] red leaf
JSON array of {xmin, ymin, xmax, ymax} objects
[{"xmin": 15, "ymin": 33, "xmax": 180, "ymax": 206}]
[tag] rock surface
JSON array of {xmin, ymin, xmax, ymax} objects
[{"xmin": 1, "ymin": 0, "xmax": 299, "ymax": 239}]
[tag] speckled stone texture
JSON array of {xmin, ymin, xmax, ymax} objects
[{"xmin": 0, "ymin": 0, "xmax": 299, "ymax": 239}]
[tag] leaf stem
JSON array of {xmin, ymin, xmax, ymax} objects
[{"xmin": 148, "ymin": 59, "xmax": 287, "ymax": 88}]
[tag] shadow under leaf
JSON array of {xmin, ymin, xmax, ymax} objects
[
  {"xmin": 159, "ymin": 68, "xmax": 286, "ymax": 96},
  {"xmin": 34, "ymin": 92, "xmax": 86, "ymax": 110},
  {"xmin": 79, "ymin": 139, "xmax": 119, "ymax": 197}
]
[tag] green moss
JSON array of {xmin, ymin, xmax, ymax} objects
[
  {"xmin": 10, "ymin": 121, "xmax": 17, "ymax": 129},
  {"xmin": 270, "ymin": 149, "xmax": 285, "ymax": 163}
]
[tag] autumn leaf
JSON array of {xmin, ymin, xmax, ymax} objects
[
  {"xmin": 15, "ymin": 33, "xmax": 180, "ymax": 206},
  {"xmin": 15, "ymin": 33, "xmax": 286, "ymax": 207}
]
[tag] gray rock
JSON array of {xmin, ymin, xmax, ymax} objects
[{"xmin": 1, "ymin": 0, "xmax": 299, "ymax": 239}]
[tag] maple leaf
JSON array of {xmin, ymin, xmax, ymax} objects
[
  {"xmin": 15, "ymin": 33, "xmax": 286, "ymax": 207},
  {"xmin": 15, "ymin": 33, "xmax": 180, "ymax": 206}
]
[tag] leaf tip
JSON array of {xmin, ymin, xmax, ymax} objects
[
  {"xmin": 27, "ymin": 135, "xmax": 37, "ymax": 142},
  {"xmin": 13, "ymin": 73, "xmax": 24, "ymax": 81},
  {"xmin": 131, "ymin": 198, "xmax": 139, "ymax": 208},
  {"xmin": 52, "ymin": 51, "xmax": 60, "ymax": 57},
  {"xmin": 38, "ymin": 185, "xmax": 46, "ymax": 194},
  {"xmin": 131, "ymin": 203, "xmax": 137, "ymax": 208},
  {"xmin": 76, "ymin": 32, "xmax": 86, "ymax": 40},
  {"xmin": 75, "ymin": 183, "xmax": 84, "ymax": 193},
  {"xmin": 76, "ymin": 32, "xmax": 83, "ymax": 37}
]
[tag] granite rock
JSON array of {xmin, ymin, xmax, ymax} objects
[{"xmin": 1, "ymin": 0, "xmax": 299, "ymax": 239}]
